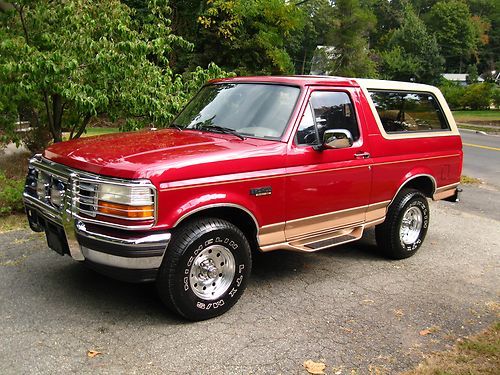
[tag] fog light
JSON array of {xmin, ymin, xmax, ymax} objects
[
  {"xmin": 36, "ymin": 178, "xmax": 47, "ymax": 200},
  {"xmin": 50, "ymin": 182, "xmax": 65, "ymax": 208}
]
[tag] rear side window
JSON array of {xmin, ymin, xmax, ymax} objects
[{"xmin": 369, "ymin": 91, "xmax": 449, "ymax": 133}]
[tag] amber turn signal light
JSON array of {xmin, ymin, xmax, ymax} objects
[{"xmin": 98, "ymin": 201, "xmax": 154, "ymax": 219}]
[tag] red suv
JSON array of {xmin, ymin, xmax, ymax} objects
[{"xmin": 24, "ymin": 76, "xmax": 462, "ymax": 320}]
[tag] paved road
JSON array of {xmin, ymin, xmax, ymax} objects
[
  {"xmin": 1, "ymin": 187, "xmax": 498, "ymax": 374},
  {"xmin": 460, "ymin": 130, "xmax": 500, "ymax": 188}
]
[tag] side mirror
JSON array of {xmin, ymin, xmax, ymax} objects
[{"xmin": 314, "ymin": 129, "xmax": 353, "ymax": 151}]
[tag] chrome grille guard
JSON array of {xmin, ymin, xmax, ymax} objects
[{"xmin": 23, "ymin": 155, "xmax": 158, "ymax": 260}]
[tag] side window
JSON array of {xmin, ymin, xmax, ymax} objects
[
  {"xmin": 296, "ymin": 91, "xmax": 360, "ymax": 146},
  {"xmin": 369, "ymin": 91, "xmax": 450, "ymax": 133}
]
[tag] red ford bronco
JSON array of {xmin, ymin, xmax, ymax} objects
[{"xmin": 23, "ymin": 76, "xmax": 462, "ymax": 320}]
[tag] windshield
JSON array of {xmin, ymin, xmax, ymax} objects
[{"xmin": 174, "ymin": 83, "xmax": 301, "ymax": 139}]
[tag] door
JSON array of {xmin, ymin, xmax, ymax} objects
[{"xmin": 285, "ymin": 87, "xmax": 372, "ymax": 240}]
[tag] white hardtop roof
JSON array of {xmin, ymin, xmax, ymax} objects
[{"xmin": 355, "ymin": 78, "xmax": 438, "ymax": 93}]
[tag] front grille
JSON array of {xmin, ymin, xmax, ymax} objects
[
  {"xmin": 76, "ymin": 181, "xmax": 98, "ymax": 217},
  {"xmin": 24, "ymin": 156, "xmax": 156, "ymax": 230}
]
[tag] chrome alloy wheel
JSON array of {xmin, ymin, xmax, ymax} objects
[
  {"xmin": 399, "ymin": 206, "xmax": 423, "ymax": 245},
  {"xmin": 189, "ymin": 245, "xmax": 235, "ymax": 300}
]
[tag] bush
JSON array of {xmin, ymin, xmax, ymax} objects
[
  {"xmin": 461, "ymin": 83, "xmax": 494, "ymax": 110},
  {"xmin": 439, "ymin": 82, "xmax": 495, "ymax": 110},
  {"xmin": 0, "ymin": 171, "xmax": 25, "ymax": 217},
  {"xmin": 439, "ymin": 82, "xmax": 466, "ymax": 110},
  {"xmin": 492, "ymin": 87, "xmax": 500, "ymax": 109}
]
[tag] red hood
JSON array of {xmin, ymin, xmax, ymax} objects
[{"xmin": 44, "ymin": 129, "xmax": 286, "ymax": 183}]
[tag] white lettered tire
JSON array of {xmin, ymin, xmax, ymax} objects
[
  {"xmin": 375, "ymin": 188, "xmax": 430, "ymax": 259},
  {"xmin": 156, "ymin": 218, "xmax": 252, "ymax": 320}
]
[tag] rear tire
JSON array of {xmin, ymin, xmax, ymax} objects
[
  {"xmin": 375, "ymin": 188, "xmax": 429, "ymax": 260},
  {"xmin": 156, "ymin": 218, "xmax": 252, "ymax": 321}
]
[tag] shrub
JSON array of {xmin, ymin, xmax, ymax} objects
[
  {"xmin": 0, "ymin": 171, "xmax": 25, "ymax": 217},
  {"xmin": 439, "ymin": 82, "xmax": 466, "ymax": 110},
  {"xmin": 439, "ymin": 82, "xmax": 495, "ymax": 110},
  {"xmin": 461, "ymin": 83, "xmax": 494, "ymax": 110},
  {"xmin": 492, "ymin": 87, "xmax": 500, "ymax": 109}
]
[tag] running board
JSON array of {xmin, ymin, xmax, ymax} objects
[{"xmin": 286, "ymin": 226, "xmax": 364, "ymax": 252}]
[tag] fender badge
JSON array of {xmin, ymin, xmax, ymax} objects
[{"xmin": 250, "ymin": 186, "xmax": 272, "ymax": 197}]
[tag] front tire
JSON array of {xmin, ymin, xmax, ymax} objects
[
  {"xmin": 157, "ymin": 218, "xmax": 252, "ymax": 321},
  {"xmin": 375, "ymin": 188, "xmax": 429, "ymax": 259}
]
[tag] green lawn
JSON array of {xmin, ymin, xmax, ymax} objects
[
  {"xmin": 82, "ymin": 127, "xmax": 119, "ymax": 137},
  {"xmin": 452, "ymin": 110, "xmax": 500, "ymax": 123}
]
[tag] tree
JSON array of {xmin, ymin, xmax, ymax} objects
[
  {"xmin": 367, "ymin": 0, "xmax": 405, "ymax": 51},
  {"xmin": 325, "ymin": 0, "xmax": 377, "ymax": 77},
  {"xmin": 467, "ymin": 0, "xmax": 500, "ymax": 73},
  {"xmin": 195, "ymin": 0, "xmax": 305, "ymax": 75},
  {"xmin": 426, "ymin": 1, "xmax": 479, "ymax": 72},
  {"xmin": 466, "ymin": 64, "xmax": 479, "ymax": 83},
  {"xmin": 0, "ymin": 0, "xmax": 229, "ymax": 151},
  {"xmin": 379, "ymin": 2, "xmax": 443, "ymax": 83},
  {"xmin": 286, "ymin": 0, "xmax": 337, "ymax": 75}
]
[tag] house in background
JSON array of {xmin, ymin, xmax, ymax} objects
[{"xmin": 441, "ymin": 73, "xmax": 484, "ymax": 86}]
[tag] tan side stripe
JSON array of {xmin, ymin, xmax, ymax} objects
[
  {"xmin": 258, "ymin": 200, "xmax": 390, "ymax": 247},
  {"xmin": 160, "ymin": 153, "xmax": 460, "ymax": 191}
]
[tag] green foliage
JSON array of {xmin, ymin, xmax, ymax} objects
[
  {"xmin": 194, "ymin": 0, "xmax": 304, "ymax": 75},
  {"xmin": 461, "ymin": 83, "xmax": 495, "ymax": 110},
  {"xmin": 492, "ymin": 87, "xmax": 500, "ymax": 109},
  {"xmin": 379, "ymin": 2, "xmax": 443, "ymax": 83},
  {"xmin": 286, "ymin": 0, "xmax": 336, "ymax": 75},
  {"xmin": 426, "ymin": 1, "xmax": 478, "ymax": 72},
  {"xmin": 0, "ymin": 171, "xmax": 24, "ymax": 217},
  {"xmin": 0, "ymin": 0, "xmax": 230, "ymax": 150},
  {"xmin": 439, "ymin": 82, "xmax": 466, "ymax": 110},
  {"xmin": 379, "ymin": 47, "xmax": 421, "ymax": 81},
  {"xmin": 440, "ymin": 82, "xmax": 496, "ymax": 110},
  {"xmin": 324, "ymin": 0, "xmax": 377, "ymax": 78},
  {"xmin": 466, "ymin": 65, "xmax": 479, "ymax": 83}
]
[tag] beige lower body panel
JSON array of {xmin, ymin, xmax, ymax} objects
[
  {"xmin": 432, "ymin": 182, "xmax": 459, "ymax": 201},
  {"xmin": 258, "ymin": 201, "xmax": 390, "ymax": 253}
]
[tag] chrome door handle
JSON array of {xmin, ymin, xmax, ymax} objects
[{"xmin": 354, "ymin": 152, "xmax": 370, "ymax": 159}]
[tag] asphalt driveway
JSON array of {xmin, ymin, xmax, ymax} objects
[{"xmin": 1, "ymin": 186, "xmax": 499, "ymax": 374}]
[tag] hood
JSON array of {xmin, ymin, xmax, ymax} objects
[{"xmin": 44, "ymin": 129, "xmax": 286, "ymax": 182}]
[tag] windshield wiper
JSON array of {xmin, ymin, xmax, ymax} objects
[{"xmin": 195, "ymin": 124, "xmax": 246, "ymax": 140}]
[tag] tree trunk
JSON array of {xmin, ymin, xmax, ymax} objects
[
  {"xmin": 71, "ymin": 114, "xmax": 92, "ymax": 139},
  {"xmin": 51, "ymin": 94, "xmax": 63, "ymax": 142}
]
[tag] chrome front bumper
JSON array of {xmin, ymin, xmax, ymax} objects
[{"xmin": 24, "ymin": 193, "xmax": 171, "ymax": 282}]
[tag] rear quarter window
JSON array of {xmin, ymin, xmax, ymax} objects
[{"xmin": 369, "ymin": 91, "xmax": 450, "ymax": 134}]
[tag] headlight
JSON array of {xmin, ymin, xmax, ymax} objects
[{"xmin": 97, "ymin": 183, "xmax": 154, "ymax": 219}]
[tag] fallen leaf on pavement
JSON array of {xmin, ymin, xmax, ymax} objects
[
  {"xmin": 393, "ymin": 309, "xmax": 404, "ymax": 317},
  {"xmin": 419, "ymin": 329, "xmax": 432, "ymax": 336},
  {"xmin": 87, "ymin": 350, "xmax": 102, "ymax": 358},
  {"xmin": 304, "ymin": 359, "xmax": 326, "ymax": 374}
]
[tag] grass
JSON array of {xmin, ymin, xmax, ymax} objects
[
  {"xmin": 457, "ymin": 124, "xmax": 499, "ymax": 133},
  {"xmin": 461, "ymin": 175, "xmax": 482, "ymax": 184},
  {"xmin": 0, "ymin": 213, "xmax": 28, "ymax": 233},
  {"xmin": 82, "ymin": 127, "xmax": 119, "ymax": 137},
  {"xmin": 452, "ymin": 110, "xmax": 500, "ymax": 123},
  {"xmin": 403, "ymin": 321, "xmax": 500, "ymax": 375},
  {"xmin": 62, "ymin": 127, "xmax": 119, "ymax": 141}
]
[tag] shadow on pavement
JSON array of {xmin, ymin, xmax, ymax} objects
[{"xmin": 15, "ymin": 228, "xmax": 387, "ymax": 322}]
